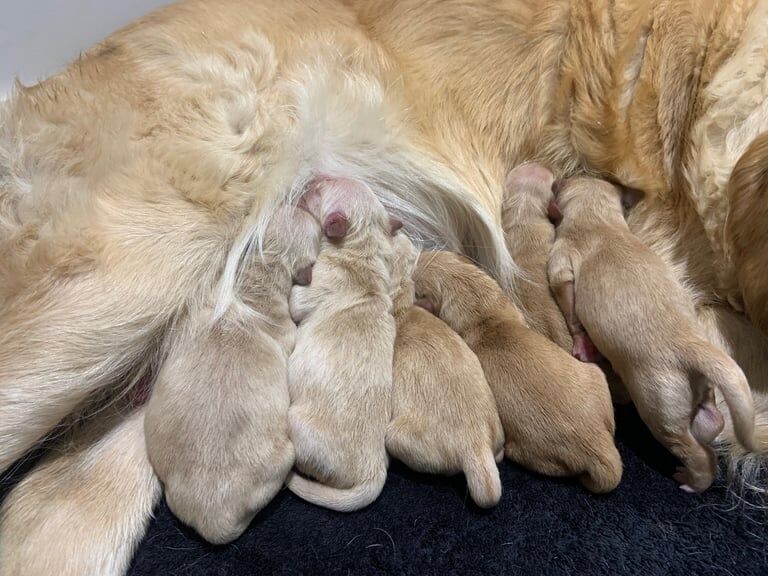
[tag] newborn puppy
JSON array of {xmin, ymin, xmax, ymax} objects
[
  {"xmin": 144, "ymin": 206, "xmax": 320, "ymax": 544},
  {"xmin": 501, "ymin": 163, "xmax": 573, "ymax": 351},
  {"xmin": 387, "ymin": 239, "xmax": 504, "ymax": 508},
  {"xmin": 287, "ymin": 177, "xmax": 399, "ymax": 512},
  {"xmin": 415, "ymin": 251, "xmax": 622, "ymax": 493},
  {"xmin": 549, "ymin": 176, "xmax": 755, "ymax": 492}
]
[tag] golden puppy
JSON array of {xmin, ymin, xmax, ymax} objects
[
  {"xmin": 144, "ymin": 206, "xmax": 320, "ymax": 544},
  {"xmin": 286, "ymin": 177, "xmax": 399, "ymax": 512},
  {"xmin": 415, "ymin": 251, "xmax": 622, "ymax": 493},
  {"xmin": 549, "ymin": 176, "xmax": 755, "ymax": 492},
  {"xmin": 501, "ymin": 163, "xmax": 572, "ymax": 351},
  {"xmin": 0, "ymin": 404, "xmax": 159, "ymax": 576},
  {"xmin": 386, "ymin": 238, "xmax": 504, "ymax": 508}
]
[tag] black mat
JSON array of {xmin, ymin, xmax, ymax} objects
[{"xmin": 125, "ymin": 406, "xmax": 768, "ymax": 575}]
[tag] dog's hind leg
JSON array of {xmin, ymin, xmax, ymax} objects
[{"xmin": 0, "ymin": 405, "xmax": 159, "ymax": 576}]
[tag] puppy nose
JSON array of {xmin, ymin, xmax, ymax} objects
[{"xmin": 295, "ymin": 263, "xmax": 314, "ymax": 286}]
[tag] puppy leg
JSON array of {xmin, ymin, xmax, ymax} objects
[
  {"xmin": 0, "ymin": 406, "xmax": 159, "ymax": 576},
  {"xmin": 630, "ymin": 371, "xmax": 719, "ymax": 492},
  {"xmin": 548, "ymin": 249, "xmax": 602, "ymax": 363},
  {"xmin": 0, "ymin": 278, "xmax": 172, "ymax": 474}
]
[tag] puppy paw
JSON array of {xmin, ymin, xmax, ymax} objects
[
  {"xmin": 572, "ymin": 333, "xmax": 602, "ymax": 363},
  {"xmin": 673, "ymin": 467, "xmax": 698, "ymax": 493}
]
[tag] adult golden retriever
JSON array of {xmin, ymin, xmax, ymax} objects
[{"xmin": 1, "ymin": 0, "xmax": 768, "ymax": 573}]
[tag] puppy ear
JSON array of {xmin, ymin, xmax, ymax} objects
[
  {"xmin": 620, "ymin": 187, "xmax": 644, "ymax": 211},
  {"xmin": 323, "ymin": 211, "xmax": 348, "ymax": 239},
  {"xmin": 389, "ymin": 217, "xmax": 403, "ymax": 235}
]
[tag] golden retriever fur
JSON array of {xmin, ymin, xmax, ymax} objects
[
  {"xmin": 549, "ymin": 176, "xmax": 755, "ymax": 491},
  {"xmin": 388, "ymin": 239, "xmax": 504, "ymax": 508},
  {"xmin": 2, "ymin": 0, "xmax": 768, "ymax": 569},
  {"xmin": 415, "ymin": 251, "xmax": 622, "ymax": 493},
  {"xmin": 143, "ymin": 206, "xmax": 320, "ymax": 544}
]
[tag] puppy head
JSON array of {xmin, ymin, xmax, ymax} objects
[
  {"xmin": 265, "ymin": 206, "xmax": 322, "ymax": 284},
  {"xmin": 413, "ymin": 251, "xmax": 509, "ymax": 332},
  {"xmin": 502, "ymin": 163, "xmax": 559, "ymax": 225},
  {"xmin": 556, "ymin": 176, "xmax": 641, "ymax": 223},
  {"xmin": 299, "ymin": 177, "xmax": 391, "ymax": 242}
]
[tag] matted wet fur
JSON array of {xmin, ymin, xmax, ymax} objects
[
  {"xmin": 549, "ymin": 176, "xmax": 755, "ymax": 492},
  {"xmin": 387, "ymin": 235, "xmax": 504, "ymax": 508},
  {"xmin": 415, "ymin": 251, "xmax": 622, "ymax": 493}
]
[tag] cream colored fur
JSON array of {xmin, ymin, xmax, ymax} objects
[
  {"xmin": 144, "ymin": 206, "xmax": 319, "ymax": 544},
  {"xmin": 286, "ymin": 178, "xmax": 397, "ymax": 511},
  {"xmin": 0, "ymin": 406, "xmax": 159, "ymax": 576},
  {"xmin": 501, "ymin": 163, "xmax": 572, "ymax": 350},
  {"xmin": 549, "ymin": 177, "xmax": 755, "ymax": 492},
  {"xmin": 1, "ymin": 0, "xmax": 768, "ymax": 570},
  {"xmin": 415, "ymin": 251, "xmax": 622, "ymax": 493},
  {"xmin": 387, "ymin": 237, "xmax": 504, "ymax": 508}
]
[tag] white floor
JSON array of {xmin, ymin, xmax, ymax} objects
[{"xmin": 1, "ymin": 1, "xmax": 175, "ymax": 97}]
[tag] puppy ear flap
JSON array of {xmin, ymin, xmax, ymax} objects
[
  {"xmin": 620, "ymin": 187, "xmax": 644, "ymax": 211},
  {"xmin": 389, "ymin": 217, "xmax": 403, "ymax": 235},
  {"xmin": 323, "ymin": 211, "xmax": 348, "ymax": 239}
]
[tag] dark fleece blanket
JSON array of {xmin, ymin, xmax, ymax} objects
[{"xmin": 119, "ymin": 406, "xmax": 768, "ymax": 576}]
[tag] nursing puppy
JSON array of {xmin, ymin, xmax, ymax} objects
[
  {"xmin": 144, "ymin": 206, "xmax": 320, "ymax": 545},
  {"xmin": 0, "ymin": 404, "xmax": 159, "ymax": 576},
  {"xmin": 387, "ymin": 239, "xmax": 504, "ymax": 508},
  {"xmin": 415, "ymin": 251, "xmax": 622, "ymax": 493},
  {"xmin": 501, "ymin": 163, "xmax": 572, "ymax": 351},
  {"xmin": 548, "ymin": 177, "xmax": 755, "ymax": 492},
  {"xmin": 287, "ymin": 177, "xmax": 398, "ymax": 512}
]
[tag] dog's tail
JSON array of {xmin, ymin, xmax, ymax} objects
[
  {"xmin": 286, "ymin": 469, "xmax": 387, "ymax": 512},
  {"xmin": 687, "ymin": 341, "xmax": 756, "ymax": 453},
  {"xmin": 463, "ymin": 448, "xmax": 502, "ymax": 508}
]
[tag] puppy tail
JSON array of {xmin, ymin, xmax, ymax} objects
[
  {"xmin": 463, "ymin": 448, "xmax": 502, "ymax": 508},
  {"xmin": 689, "ymin": 343, "xmax": 756, "ymax": 452},
  {"xmin": 286, "ymin": 469, "xmax": 386, "ymax": 512},
  {"xmin": 580, "ymin": 444, "xmax": 623, "ymax": 494}
]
